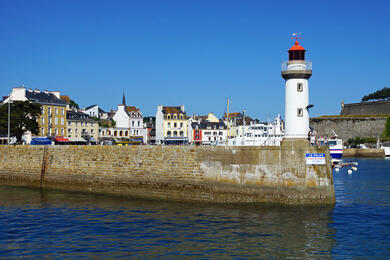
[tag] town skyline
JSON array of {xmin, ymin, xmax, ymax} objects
[{"xmin": 1, "ymin": 0, "xmax": 389, "ymax": 120}]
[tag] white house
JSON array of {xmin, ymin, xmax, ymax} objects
[
  {"xmin": 82, "ymin": 104, "xmax": 107, "ymax": 119},
  {"xmin": 99, "ymin": 93, "xmax": 146, "ymax": 143}
]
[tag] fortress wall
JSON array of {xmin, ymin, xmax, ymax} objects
[
  {"xmin": 310, "ymin": 116, "xmax": 387, "ymax": 141},
  {"xmin": 0, "ymin": 144, "xmax": 335, "ymax": 204},
  {"xmin": 340, "ymin": 100, "xmax": 390, "ymax": 115}
]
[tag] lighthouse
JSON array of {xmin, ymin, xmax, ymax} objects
[{"xmin": 281, "ymin": 35, "xmax": 312, "ymax": 139}]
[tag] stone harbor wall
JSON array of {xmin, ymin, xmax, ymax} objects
[
  {"xmin": 310, "ymin": 116, "xmax": 387, "ymax": 141},
  {"xmin": 0, "ymin": 142, "xmax": 335, "ymax": 205}
]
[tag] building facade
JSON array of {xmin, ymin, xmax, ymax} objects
[
  {"xmin": 155, "ymin": 105, "xmax": 188, "ymax": 145},
  {"xmin": 4, "ymin": 87, "xmax": 68, "ymax": 141},
  {"xmin": 82, "ymin": 104, "xmax": 107, "ymax": 119},
  {"xmin": 99, "ymin": 94, "xmax": 146, "ymax": 144},
  {"xmin": 191, "ymin": 121, "xmax": 227, "ymax": 145},
  {"xmin": 66, "ymin": 111, "xmax": 99, "ymax": 143}
]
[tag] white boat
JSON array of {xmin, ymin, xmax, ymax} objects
[
  {"xmin": 382, "ymin": 142, "xmax": 390, "ymax": 157},
  {"xmin": 316, "ymin": 136, "xmax": 343, "ymax": 160},
  {"xmin": 228, "ymin": 115, "xmax": 284, "ymax": 146}
]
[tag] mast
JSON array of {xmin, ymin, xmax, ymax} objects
[{"xmin": 226, "ymin": 98, "xmax": 229, "ymax": 146}]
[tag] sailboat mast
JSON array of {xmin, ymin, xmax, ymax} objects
[{"xmin": 226, "ymin": 98, "xmax": 229, "ymax": 146}]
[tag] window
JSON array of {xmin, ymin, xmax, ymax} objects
[
  {"xmin": 41, "ymin": 117, "xmax": 45, "ymax": 124},
  {"xmin": 41, "ymin": 128, "xmax": 44, "ymax": 135},
  {"xmin": 180, "ymin": 131, "xmax": 184, "ymax": 137},
  {"xmin": 61, "ymin": 108, "xmax": 64, "ymax": 115},
  {"xmin": 55, "ymin": 128, "xmax": 58, "ymax": 135},
  {"xmin": 91, "ymin": 123, "xmax": 94, "ymax": 127},
  {"xmin": 297, "ymin": 108, "xmax": 303, "ymax": 117},
  {"xmin": 68, "ymin": 122, "xmax": 72, "ymax": 126},
  {"xmin": 173, "ymin": 131, "xmax": 177, "ymax": 136},
  {"xmin": 132, "ymin": 121, "xmax": 134, "ymax": 127},
  {"xmin": 167, "ymin": 131, "xmax": 171, "ymax": 137},
  {"xmin": 168, "ymin": 122, "xmax": 171, "ymax": 128},
  {"xmin": 55, "ymin": 108, "xmax": 58, "ymax": 115},
  {"xmin": 174, "ymin": 123, "xmax": 177, "ymax": 128},
  {"xmin": 48, "ymin": 107, "xmax": 52, "ymax": 115},
  {"xmin": 167, "ymin": 115, "xmax": 171, "ymax": 119},
  {"xmin": 61, "ymin": 128, "xmax": 64, "ymax": 135},
  {"xmin": 138, "ymin": 121, "xmax": 140, "ymax": 127},
  {"xmin": 297, "ymin": 83, "xmax": 303, "ymax": 92},
  {"xmin": 91, "ymin": 129, "xmax": 94, "ymax": 134},
  {"xmin": 81, "ymin": 122, "xmax": 84, "ymax": 126},
  {"xmin": 55, "ymin": 117, "xmax": 58, "ymax": 125},
  {"xmin": 76, "ymin": 129, "xmax": 79, "ymax": 133},
  {"xmin": 69, "ymin": 129, "xmax": 72, "ymax": 133},
  {"xmin": 173, "ymin": 115, "xmax": 176, "ymax": 119},
  {"xmin": 41, "ymin": 107, "xmax": 45, "ymax": 114},
  {"xmin": 61, "ymin": 118, "xmax": 64, "ymax": 125},
  {"xmin": 180, "ymin": 123, "xmax": 183, "ymax": 128},
  {"xmin": 75, "ymin": 122, "xmax": 78, "ymax": 126}
]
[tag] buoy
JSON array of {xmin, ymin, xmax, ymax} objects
[
  {"xmin": 335, "ymin": 168, "xmax": 339, "ymax": 172},
  {"xmin": 348, "ymin": 169, "xmax": 353, "ymax": 174},
  {"xmin": 352, "ymin": 166, "xmax": 357, "ymax": 171}
]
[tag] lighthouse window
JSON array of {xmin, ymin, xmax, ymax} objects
[
  {"xmin": 297, "ymin": 108, "xmax": 303, "ymax": 117},
  {"xmin": 297, "ymin": 83, "xmax": 303, "ymax": 92}
]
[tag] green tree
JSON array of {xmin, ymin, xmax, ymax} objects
[
  {"xmin": 69, "ymin": 99, "xmax": 79, "ymax": 110},
  {"xmin": 0, "ymin": 101, "xmax": 42, "ymax": 143},
  {"xmin": 382, "ymin": 117, "xmax": 390, "ymax": 138},
  {"xmin": 362, "ymin": 87, "xmax": 390, "ymax": 101}
]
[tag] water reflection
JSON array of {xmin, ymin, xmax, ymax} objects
[{"xmin": 0, "ymin": 186, "xmax": 336, "ymax": 258}]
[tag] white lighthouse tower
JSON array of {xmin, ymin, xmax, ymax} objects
[{"xmin": 281, "ymin": 35, "xmax": 312, "ymax": 139}]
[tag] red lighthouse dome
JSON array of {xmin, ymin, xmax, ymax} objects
[{"xmin": 288, "ymin": 40, "xmax": 306, "ymax": 61}]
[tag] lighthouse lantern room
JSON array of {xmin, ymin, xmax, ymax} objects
[{"xmin": 281, "ymin": 34, "xmax": 312, "ymax": 139}]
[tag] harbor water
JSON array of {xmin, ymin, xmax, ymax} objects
[{"xmin": 0, "ymin": 158, "xmax": 389, "ymax": 258}]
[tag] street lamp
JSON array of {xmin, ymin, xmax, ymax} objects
[
  {"xmin": 7, "ymin": 94, "xmax": 13, "ymax": 145},
  {"xmin": 7, "ymin": 100, "xmax": 10, "ymax": 144}
]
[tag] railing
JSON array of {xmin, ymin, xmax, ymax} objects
[{"xmin": 281, "ymin": 60, "xmax": 312, "ymax": 72}]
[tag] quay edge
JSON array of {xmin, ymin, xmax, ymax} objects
[{"xmin": 0, "ymin": 143, "xmax": 335, "ymax": 205}]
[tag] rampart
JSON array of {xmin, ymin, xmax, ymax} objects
[
  {"xmin": 0, "ymin": 143, "xmax": 335, "ymax": 205},
  {"xmin": 340, "ymin": 100, "xmax": 390, "ymax": 116},
  {"xmin": 310, "ymin": 116, "xmax": 387, "ymax": 141}
]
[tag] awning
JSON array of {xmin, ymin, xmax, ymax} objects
[
  {"xmin": 55, "ymin": 137, "xmax": 70, "ymax": 142},
  {"xmin": 68, "ymin": 137, "xmax": 87, "ymax": 142},
  {"xmin": 31, "ymin": 138, "xmax": 52, "ymax": 145}
]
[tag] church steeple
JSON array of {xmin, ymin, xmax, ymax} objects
[{"xmin": 122, "ymin": 92, "xmax": 126, "ymax": 106}]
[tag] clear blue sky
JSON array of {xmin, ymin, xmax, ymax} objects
[{"xmin": 1, "ymin": 0, "xmax": 389, "ymax": 120}]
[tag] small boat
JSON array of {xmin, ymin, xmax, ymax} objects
[
  {"xmin": 315, "ymin": 130, "xmax": 343, "ymax": 160},
  {"xmin": 381, "ymin": 142, "xmax": 390, "ymax": 157}
]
